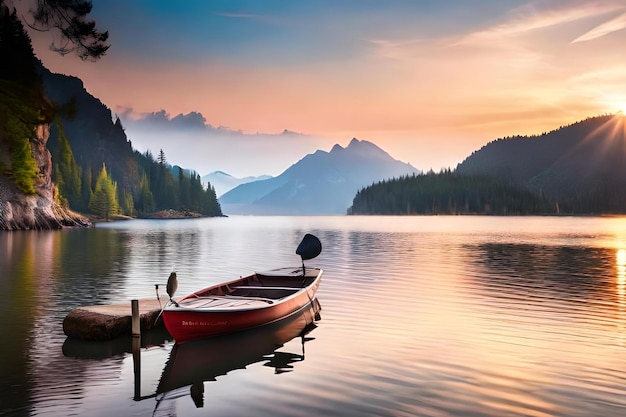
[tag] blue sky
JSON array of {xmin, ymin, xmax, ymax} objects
[{"xmin": 27, "ymin": 0, "xmax": 626, "ymax": 177}]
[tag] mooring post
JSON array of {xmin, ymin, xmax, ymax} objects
[
  {"xmin": 131, "ymin": 299, "xmax": 141, "ymax": 400},
  {"xmin": 132, "ymin": 330, "xmax": 141, "ymax": 400},
  {"xmin": 131, "ymin": 299, "xmax": 140, "ymax": 337}
]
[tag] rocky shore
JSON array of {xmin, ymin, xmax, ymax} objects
[
  {"xmin": 144, "ymin": 209, "xmax": 207, "ymax": 219},
  {"xmin": 0, "ymin": 125, "xmax": 91, "ymax": 231}
]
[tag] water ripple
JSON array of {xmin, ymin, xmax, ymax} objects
[{"xmin": 4, "ymin": 216, "xmax": 626, "ymax": 416}]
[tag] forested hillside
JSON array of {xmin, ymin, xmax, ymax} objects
[
  {"xmin": 349, "ymin": 114, "xmax": 626, "ymax": 215},
  {"xmin": 348, "ymin": 170, "xmax": 558, "ymax": 215},
  {"xmin": 42, "ymin": 69, "xmax": 223, "ymax": 218},
  {"xmin": 456, "ymin": 114, "xmax": 626, "ymax": 213},
  {"xmin": 0, "ymin": 5, "xmax": 54, "ymax": 195},
  {"xmin": 0, "ymin": 5, "xmax": 222, "ymax": 224}
]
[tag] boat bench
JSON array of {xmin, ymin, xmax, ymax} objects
[
  {"xmin": 230, "ymin": 285, "xmax": 299, "ymax": 300},
  {"xmin": 181, "ymin": 294, "xmax": 275, "ymax": 307},
  {"xmin": 232, "ymin": 285, "xmax": 300, "ymax": 291}
]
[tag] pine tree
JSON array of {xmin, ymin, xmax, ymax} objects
[
  {"xmin": 89, "ymin": 164, "xmax": 119, "ymax": 220},
  {"xmin": 0, "ymin": 5, "xmax": 53, "ymax": 194},
  {"xmin": 52, "ymin": 119, "xmax": 81, "ymax": 205},
  {"xmin": 137, "ymin": 173, "xmax": 154, "ymax": 214}
]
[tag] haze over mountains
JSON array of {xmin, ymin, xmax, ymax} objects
[
  {"xmin": 40, "ymin": 62, "xmax": 626, "ymax": 217},
  {"xmin": 119, "ymin": 111, "xmax": 332, "ymax": 178},
  {"xmin": 201, "ymin": 171, "xmax": 272, "ymax": 197},
  {"xmin": 219, "ymin": 138, "xmax": 420, "ymax": 215},
  {"xmin": 27, "ymin": 60, "xmax": 626, "ymax": 219}
]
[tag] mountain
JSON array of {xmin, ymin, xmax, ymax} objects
[
  {"xmin": 40, "ymin": 68, "xmax": 222, "ymax": 218},
  {"xmin": 0, "ymin": 6, "xmax": 89, "ymax": 229},
  {"xmin": 202, "ymin": 171, "xmax": 273, "ymax": 197},
  {"xmin": 219, "ymin": 138, "xmax": 420, "ymax": 215},
  {"xmin": 456, "ymin": 114, "xmax": 626, "ymax": 213}
]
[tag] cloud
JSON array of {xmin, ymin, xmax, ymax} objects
[
  {"xmin": 116, "ymin": 108, "xmax": 331, "ymax": 177},
  {"xmin": 365, "ymin": 1, "xmax": 625, "ymax": 64},
  {"xmin": 454, "ymin": 1, "xmax": 625, "ymax": 47},
  {"xmin": 116, "ymin": 108, "xmax": 239, "ymax": 133},
  {"xmin": 214, "ymin": 12, "xmax": 263, "ymax": 19},
  {"xmin": 571, "ymin": 11, "xmax": 626, "ymax": 43}
]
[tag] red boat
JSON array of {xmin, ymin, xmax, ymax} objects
[{"xmin": 161, "ymin": 234, "xmax": 323, "ymax": 343}]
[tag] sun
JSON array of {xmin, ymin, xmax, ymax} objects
[{"xmin": 605, "ymin": 95, "xmax": 626, "ymax": 116}]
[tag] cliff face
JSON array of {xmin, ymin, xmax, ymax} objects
[{"xmin": 0, "ymin": 124, "xmax": 90, "ymax": 230}]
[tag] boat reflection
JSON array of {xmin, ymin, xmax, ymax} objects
[{"xmin": 154, "ymin": 300, "xmax": 321, "ymax": 410}]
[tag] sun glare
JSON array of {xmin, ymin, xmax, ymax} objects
[{"xmin": 608, "ymin": 97, "xmax": 626, "ymax": 116}]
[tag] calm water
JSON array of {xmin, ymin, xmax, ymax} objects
[{"xmin": 2, "ymin": 216, "xmax": 626, "ymax": 416}]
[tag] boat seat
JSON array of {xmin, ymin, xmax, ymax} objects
[
  {"xmin": 182, "ymin": 295, "xmax": 275, "ymax": 306},
  {"xmin": 223, "ymin": 294, "xmax": 274, "ymax": 303},
  {"xmin": 232, "ymin": 285, "xmax": 300, "ymax": 291}
]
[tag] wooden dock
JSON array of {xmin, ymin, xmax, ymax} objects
[{"xmin": 63, "ymin": 299, "xmax": 166, "ymax": 341}]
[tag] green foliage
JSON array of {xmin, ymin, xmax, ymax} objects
[
  {"xmin": 0, "ymin": 6, "xmax": 54, "ymax": 195},
  {"xmin": 0, "ymin": 3, "xmax": 222, "ymax": 217},
  {"xmin": 136, "ymin": 173, "xmax": 154, "ymax": 214},
  {"xmin": 89, "ymin": 164, "xmax": 119, "ymax": 220},
  {"xmin": 51, "ymin": 119, "xmax": 81, "ymax": 205},
  {"xmin": 7, "ymin": 133, "xmax": 38, "ymax": 194},
  {"xmin": 121, "ymin": 189, "xmax": 134, "ymax": 217},
  {"xmin": 79, "ymin": 167, "xmax": 93, "ymax": 211},
  {"xmin": 0, "ymin": 82, "xmax": 44, "ymax": 195},
  {"xmin": 349, "ymin": 171, "xmax": 558, "ymax": 215}
]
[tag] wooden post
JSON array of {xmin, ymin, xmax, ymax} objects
[
  {"xmin": 132, "ymin": 330, "xmax": 141, "ymax": 400},
  {"xmin": 131, "ymin": 299, "xmax": 141, "ymax": 400},
  {"xmin": 131, "ymin": 299, "xmax": 140, "ymax": 337}
]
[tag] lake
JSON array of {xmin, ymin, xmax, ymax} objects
[{"xmin": 2, "ymin": 215, "xmax": 626, "ymax": 417}]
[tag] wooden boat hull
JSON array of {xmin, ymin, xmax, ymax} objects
[{"xmin": 162, "ymin": 267, "xmax": 322, "ymax": 343}]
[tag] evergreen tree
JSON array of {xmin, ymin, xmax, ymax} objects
[
  {"xmin": 348, "ymin": 171, "xmax": 557, "ymax": 215},
  {"xmin": 121, "ymin": 189, "xmax": 134, "ymax": 217},
  {"xmin": 136, "ymin": 173, "xmax": 154, "ymax": 214},
  {"xmin": 178, "ymin": 167, "xmax": 190, "ymax": 209},
  {"xmin": 89, "ymin": 164, "xmax": 119, "ymax": 220},
  {"xmin": 51, "ymin": 119, "xmax": 81, "ymax": 205},
  {"xmin": 78, "ymin": 167, "xmax": 93, "ymax": 211},
  {"xmin": 0, "ymin": 5, "xmax": 53, "ymax": 194},
  {"xmin": 157, "ymin": 149, "xmax": 167, "ymax": 166},
  {"xmin": 7, "ymin": 133, "xmax": 38, "ymax": 194}
]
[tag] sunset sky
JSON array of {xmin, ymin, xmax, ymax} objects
[{"xmin": 27, "ymin": 0, "xmax": 626, "ymax": 177}]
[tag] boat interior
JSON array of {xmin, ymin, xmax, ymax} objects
[{"xmin": 175, "ymin": 268, "xmax": 321, "ymax": 308}]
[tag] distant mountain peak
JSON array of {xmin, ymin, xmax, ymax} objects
[
  {"xmin": 202, "ymin": 171, "xmax": 272, "ymax": 197},
  {"xmin": 329, "ymin": 138, "xmax": 387, "ymax": 155},
  {"xmin": 219, "ymin": 139, "xmax": 420, "ymax": 215},
  {"xmin": 209, "ymin": 170, "xmax": 231, "ymax": 177},
  {"xmin": 348, "ymin": 137, "xmax": 361, "ymax": 146}
]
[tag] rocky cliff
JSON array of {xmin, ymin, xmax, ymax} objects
[{"xmin": 0, "ymin": 124, "xmax": 90, "ymax": 230}]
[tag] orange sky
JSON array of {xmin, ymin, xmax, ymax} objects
[{"xmin": 26, "ymin": 0, "xmax": 626, "ymax": 177}]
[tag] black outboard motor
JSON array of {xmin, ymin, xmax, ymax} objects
[{"xmin": 296, "ymin": 233, "xmax": 322, "ymax": 276}]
